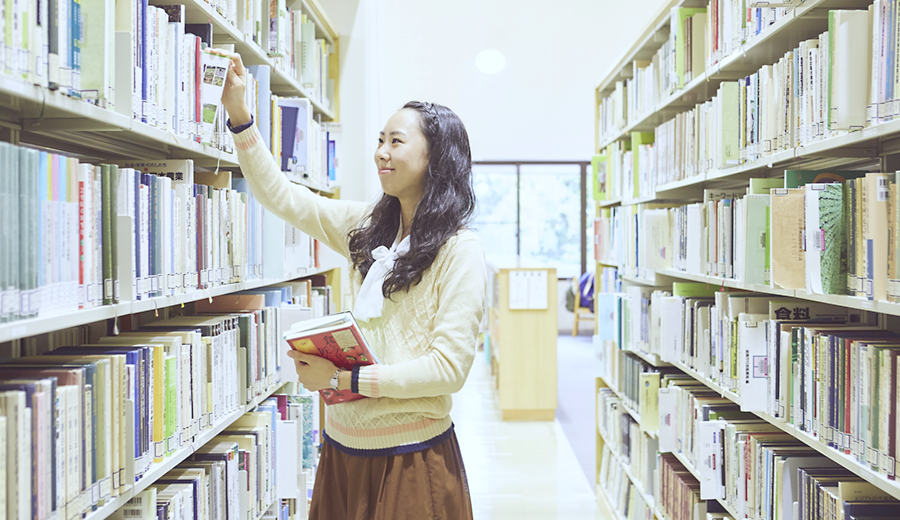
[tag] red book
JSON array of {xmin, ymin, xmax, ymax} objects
[{"xmin": 283, "ymin": 311, "xmax": 378, "ymax": 405}]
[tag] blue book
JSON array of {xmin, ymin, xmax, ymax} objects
[
  {"xmin": 280, "ymin": 106, "xmax": 299, "ymax": 172},
  {"xmin": 140, "ymin": 0, "xmax": 149, "ymax": 122}
]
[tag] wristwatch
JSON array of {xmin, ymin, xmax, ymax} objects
[{"xmin": 330, "ymin": 369, "xmax": 343, "ymax": 391}]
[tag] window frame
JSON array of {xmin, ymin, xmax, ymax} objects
[{"xmin": 473, "ymin": 160, "xmax": 591, "ymax": 277}]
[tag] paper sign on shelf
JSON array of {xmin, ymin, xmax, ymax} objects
[{"xmin": 508, "ymin": 270, "xmax": 548, "ymax": 310}]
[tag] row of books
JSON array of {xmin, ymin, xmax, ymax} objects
[
  {"xmin": 597, "ymin": 443, "xmax": 654, "ymax": 520},
  {"xmin": 594, "ymin": 6, "xmax": 900, "ymax": 203},
  {"xmin": 597, "ymin": 387, "xmax": 659, "ymax": 493},
  {"xmin": 246, "ymin": 64, "xmax": 341, "ymax": 189},
  {"xmin": 0, "ymin": 290, "xmax": 333, "ymax": 520},
  {"xmin": 598, "ymin": 278, "xmax": 900, "ymax": 486},
  {"xmin": 600, "ymin": 168, "xmax": 900, "ymax": 302},
  {"xmin": 656, "ymin": 380, "xmax": 900, "ymax": 520},
  {"xmin": 0, "ymin": 141, "xmax": 332, "ymax": 324},
  {"xmin": 0, "ymin": 0, "xmax": 334, "ymax": 132},
  {"xmin": 110, "ymin": 388, "xmax": 314, "ymax": 520},
  {"xmin": 596, "ymin": 4, "xmax": 792, "ymax": 146},
  {"xmin": 657, "ymin": 453, "xmax": 703, "ymax": 520}
]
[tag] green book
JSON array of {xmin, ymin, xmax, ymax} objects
[
  {"xmin": 744, "ymin": 194, "xmax": 770, "ymax": 285},
  {"xmin": 631, "ymin": 132, "xmax": 654, "ymax": 198},
  {"xmin": 748, "ymin": 177, "xmax": 782, "ymax": 195},
  {"xmin": 100, "ymin": 164, "xmax": 118, "ymax": 305},
  {"xmin": 592, "ymin": 154, "xmax": 608, "ymax": 201},
  {"xmin": 671, "ymin": 7, "xmax": 707, "ymax": 89},
  {"xmin": 672, "ymin": 282, "xmax": 720, "ymax": 298},
  {"xmin": 819, "ymin": 184, "xmax": 845, "ymax": 295},
  {"xmin": 784, "ymin": 170, "xmax": 867, "ymax": 189}
]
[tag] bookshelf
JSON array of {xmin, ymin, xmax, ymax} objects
[
  {"xmin": 593, "ymin": 0, "xmax": 900, "ymax": 518},
  {"xmin": 487, "ymin": 266, "xmax": 558, "ymax": 421},
  {"xmin": 0, "ymin": 0, "xmax": 342, "ymax": 518}
]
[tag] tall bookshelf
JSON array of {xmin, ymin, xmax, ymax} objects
[
  {"xmin": 0, "ymin": 0, "xmax": 341, "ymax": 518},
  {"xmin": 593, "ymin": 1, "xmax": 900, "ymax": 519}
]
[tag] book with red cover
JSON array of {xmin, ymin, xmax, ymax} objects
[{"xmin": 283, "ymin": 311, "xmax": 378, "ymax": 405}]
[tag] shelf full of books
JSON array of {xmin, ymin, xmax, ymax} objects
[
  {"xmin": 593, "ymin": 0, "xmax": 895, "ymax": 203},
  {"xmin": 0, "ymin": 146, "xmax": 342, "ymax": 343},
  {"xmin": 0, "ymin": 0, "xmax": 341, "ymax": 190},
  {"xmin": 0, "ymin": 0, "xmax": 344, "ymax": 516},
  {"xmin": 593, "ymin": 0, "xmax": 900, "ymax": 518},
  {"xmin": 0, "ymin": 282, "xmax": 333, "ymax": 520}
]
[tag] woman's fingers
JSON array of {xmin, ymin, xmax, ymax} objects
[{"xmin": 209, "ymin": 48, "xmax": 246, "ymax": 77}]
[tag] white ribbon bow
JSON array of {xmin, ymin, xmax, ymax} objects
[{"xmin": 352, "ymin": 235, "xmax": 411, "ymax": 321}]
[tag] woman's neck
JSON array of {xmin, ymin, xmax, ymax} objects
[{"xmin": 399, "ymin": 200, "xmax": 417, "ymax": 241}]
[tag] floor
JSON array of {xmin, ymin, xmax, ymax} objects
[
  {"xmin": 555, "ymin": 333, "xmax": 597, "ymax": 486},
  {"xmin": 451, "ymin": 345, "xmax": 611, "ymax": 520}
]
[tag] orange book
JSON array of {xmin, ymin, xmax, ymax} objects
[{"xmin": 283, "ymin": 311, "xmax": 378, "ymax": 405}]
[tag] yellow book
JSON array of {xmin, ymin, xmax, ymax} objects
[
  {"xmin": 153, "ymin": 344, "xmax": 165, "ymax": 463},
  {"xmin": 770, "ymin": 188, "xmax": 806, "ymax": 289},
  {"xmin": 638, "ymin": 372, "xmax": 660, "ymax": 432}
]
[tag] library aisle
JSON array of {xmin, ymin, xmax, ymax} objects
[{"xmin": 451, "ymin": 357, "xmax": 608, "ymax": 520}]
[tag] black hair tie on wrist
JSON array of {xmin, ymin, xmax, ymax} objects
[{"xmin": 227, "ymin": 115, "xmax": 255, "ymax": 134}]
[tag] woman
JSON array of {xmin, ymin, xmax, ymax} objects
[{"xmin": 218, "ymin": 50, "xmax": 485, "ymax": 520}]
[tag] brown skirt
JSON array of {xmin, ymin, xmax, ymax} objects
[{"xmin": 309, "ymin": 430, "xmax": 474, "ymax": 520}]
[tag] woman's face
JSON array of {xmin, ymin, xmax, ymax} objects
[{"xmin": 374, "ymin": 109, "xmax": 430, "ymax": 203}]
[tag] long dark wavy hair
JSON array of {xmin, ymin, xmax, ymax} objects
[{"xmin": 348, "ymin": 101, "xmax": 476, "ymax": 298}]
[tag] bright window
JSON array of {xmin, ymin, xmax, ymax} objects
[{"xmin": 472, "ymin": 162, "xmax": 587, "ymax": 279}]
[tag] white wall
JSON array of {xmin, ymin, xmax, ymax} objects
[{"xmin": 323, "ymin": 0, "xmax": 669, "ymax": 201}]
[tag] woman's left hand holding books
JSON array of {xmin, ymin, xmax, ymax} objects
[{"xmin": 288, "ymin": 349, "xmax": 346, "ymax": 392}]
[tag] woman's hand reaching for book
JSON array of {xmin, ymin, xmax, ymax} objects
[
  {"xmin": 288, "ymin": 349, "xmax": 344, "ymax": 392},
  {"xmin": 212, "ymin": 49, "xmax": 252, "ymax": 126}
]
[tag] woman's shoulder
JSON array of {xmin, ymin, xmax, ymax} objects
[{"xmin": 435, "ymin": 228, "xmax": 484, "ymax": 266}]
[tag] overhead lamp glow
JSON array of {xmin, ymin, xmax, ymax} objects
[{"xmin": 476, "ymin": 49, "xmax": 506, "ymax": 74}]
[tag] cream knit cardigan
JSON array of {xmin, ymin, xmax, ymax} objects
[{"xmin": 234, "ymin": 124, "xmax": 486, "ymax": 454}]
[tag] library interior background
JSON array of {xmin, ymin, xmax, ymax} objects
[{"xmin": 8, "ymin": 0, "xmax": 900, "ymax": 518}]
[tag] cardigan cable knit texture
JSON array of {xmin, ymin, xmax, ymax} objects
[{"xmin": 233, "ymin": 124, "xmax": 486, "ymax": 454}]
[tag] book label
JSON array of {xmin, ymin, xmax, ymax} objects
[
  {"xmin": 155, "ymin": 441, "xmax": 165, "ymax": 458},
  {"xmin": 105, "ymin": 279, "xmax": 113, "ymax": 299},
  {"xmin": 868, "ymin": 447, "xmax": 879, "ymax": 467},
  {"xmin": 883, "ymin": 456, "xmax": 896, "ymax": 477},
  {"xmin": 100, "ymin": 478, "xmax": 111, "ymax": 500},
  {"xmin": 92, "ymin": 483, "xmax": 99, "ymax": 505}
]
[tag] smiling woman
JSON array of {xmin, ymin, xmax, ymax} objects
[{"xmin": 216, "ymin": 49, "xmax": 485, "ymax": 520}]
